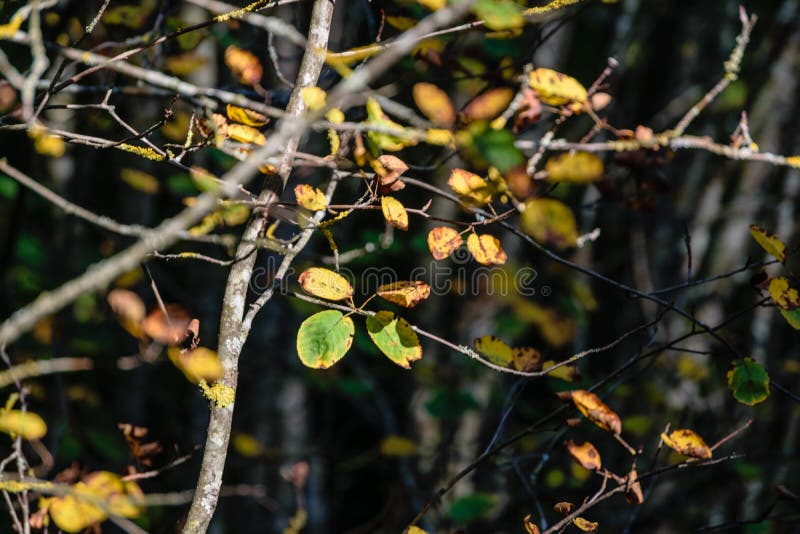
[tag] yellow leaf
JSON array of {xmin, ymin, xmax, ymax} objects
[
  {"xmin": 408, "ymin": 527, "xmax": 429, "ymax": 534},
  {"xmin": 49, "ymin": 492, "xmax": 105, "ymax": 533},
  {"xmin": 786, "ymin": 155, "xmax": 800, "ymax": 168},
  {"xmin": 386, "ymin": 16, "xmax": 417, "ymax": 30},
  {"xmin": 294, "ymin": 184, "xmax": 328, "ymax": 211},
  {"xmin": 749, "ymin": 224, "xmax": 786, "ymax": 263},
  {"xmin": 462, "ymin": 87, "xmax": 514, "ymax": 122},
  {"xmin": 0, "ymin": 409, "xmax": 47, "ymax": 440},
  {"xmin": 467, "ymin": 233, "xmax": 507, "ymax": 265},
  {"xmin": 82, "ymin": 471, "xmax": 143, "ymax": 519},
  {"xmin": 366, "ymin": 98, "xmax": 418, "ymax": 152},
  {"xmin": 425, "ymin": 128, "xmax": 456, "ymax": 146},
  {"xmin": 381, "ymin": 196, "xmax": 409, "ymax": 230},
  {"xmin": 0, "ymin": 15, "xmax": 24, "ymax": 40},
  {"xmin": 298, "ymin": 267, "xmax": 353, "ymax": 301},
  {"xmin": 568, "ymin": 390, "xmax": 622, "ymax": 434},
  {"xmin": 769, "ymin": 277, "xmax": 800, "ymax": 310},
  {"xmin": 232, "ymin": 433, "xmax": 265, "ymax": 458},
  {"xmin": 227, "ymin": 123, "xmax": 266, "ymax": 145},
  {"xmin": 474, "ymin": 335, "xmax": 513, "ymax": 366},
  {"xmin": 529, "ymin": 68, "xmax": 587, "ymax": 106},
  {"xmin": 49, "ymin": 472, "xmax": 143, "ymax": 533},
  {"xmin": 427, "ymin": 226, "xmax": 464, "ymax": 260},
  {"xmin": 167, "ymin": 347, "xmax": 224, "ymax": 384},
  {"xmin": 224, "ymin": 45, "xmax": 263, "ymax": 85},
  {"xmin": 448, "ymin": 168, "xmax": 493, "ymax": 204},
  {"xmin": 417, "ymin": 0, "xmax": 445, "ymax": 9},
  {"xmin": 566, "ymin": 440, "xmax": 602, "ymax": 471},
  {"xmin": 413, "ymin": 83, "xmax": 456, "ymax": 127},
  {"xmin": 29, "ymin": 128, "xmax": 65, "ymax": 157},
  {"xmin": 661, "ymin": 429, "xmax": 712, "ymax": 459},
  {"xmin": 573, "ymin": 517, "xmax": 599, "ymax": 532},
  {"xmin": 379, "ymin": 435, "xmax": 418, "ymax": 456},
  {"xmin": 523, "ymin": 515, "xmax": 541, "ymax": 534},
  {"xmin": 225, "ymin": 104, "xmax": 268, "ymax": 127},
  {"xmin": 120, "ymin": 168, "xmax": 159, "ymax": 194},
  {"xmin": 543, "ymin": 360, "xmax": 579, "ymax": 381},
  {"xmin": 520, "ymin": 198, "xmax": 578, "ymax": 249},
  {"xmin": 301, "ymin": 86, "xmax": 327, "ymax": 111},
  {"xmin": 545, "ymin": 152, "xmax": 604, "ymax": 183},
  {"xmin": 377, "ymin": 281, "xmax": 431, "ymax": 308}
]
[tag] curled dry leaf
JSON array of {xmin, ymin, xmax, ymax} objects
[
  {"xmin": 381, "ymin": 196, "xmax": 409, "ymax": 230},
  {"xmin": 141, "ymin": 305, "xmax": 193, "ymax": 346},
  {"xmin": 528, "ymin": 68, "xmax": 587, "ymax": 106},
  {"xmin": 107, "ymin": 289, "xmax": 146, "ymax": 338},
  {"xmin": 448, "ymin": 168, "xmax": 493, "ymax": 204},
  {"xmin": 294, "ymin": 184, "xmax": 328, "ymax": 211},
  {"xmin": 376, "ymin": 281, "xmax": 431, "ymax": 308},
  {"xmin": 566, "ymin": 440, "xmax": 602, "ymax": 471},
  {"xmin": 371, "ymin": 154, "xmax": 408, "ymax": 192},
  {"xmin": 661, "ymin": 428, "xmax": 712, "ymax": 459},
  {"xmin": 572, "ymin": 517, "xmax": 599, "ymax": 532},
  {"xmin": 568, "ymin": 390, "xmax": 622, "ymax": 435},
  {"xmin": 412, "ymin": 82, "xmax": 456, "ymax": 127},
  {"xmin": 749, "ymin": 224, "xmax": 786, "ymax": 263},
  {"xmin": 225, "ymin": 104, "xmax": 268, "ymax": 127},
  {"xmin": 626, "ymin": 469, "xmax": 644, "ymax": 505},
  {"xmin": 467, "ymin": 233, "xmax": 507, "ymax": 265},
  {"xmin": 523, "ymin": 515, "xmax": 541, "ymax": 534},
  {"xmin": 427, "ymin": 226, "xmax": 464, "ymax": 260},
  {"xmin": 298, "ymin": 267, "xmax": 354, "ymax": 301},
  {"xmin": 224, "ymin": 45, "xmax": 263, "ymax": 86},
  {"xmin": 554, "ymin": 501, "xmax": 574, "ymax": 515}
]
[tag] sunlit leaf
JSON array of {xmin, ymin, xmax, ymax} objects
[
  {"xmin": 366, "ymin": 311, "xmax": 422, "ymax": 369},
  {"xmin": 524, "ymin": 515, "xmax": 541, "ymax": 534},
  {"xmin": 0, "ymin": 15, "xmax": 24, "ymax": 40},
  {"xmin": 379, "ymin": 435, "xmax": 417, "ymax": 456},
  {"xmin": 768, "ymin": 277, "xmax": 799, "ymax": 310},
  {"xmin": 49, "ymin": 493, "xmax": 106, "ymax": 533},
  {"xmin": 294, "ymin": 184, "xmax": 328, "ymax": 211},
  {"xmin": 417, "ymin": 0, "xmax": 445, "ymax": 10},
  {"xmin": 300, "ymin": 86, "xmax": 327, "ymax": 111},
  {"xmin": 448, "ymin": 168, "xmax": 493, "ymax": 204},
  {"xmin": 749, "ymin": 225, "xmax": 785, "ymax": 263},
  {"xmin": 727, "ymin": 357, "xmax": 770, "ymax": 406},
  {"xmin": 381, "ymin": 196, "xmax": 409, "ymax": 230},
  {"xmin": 529, "ymin": 68, "xmax": 588, "ymax": 106},
  {"xmin": 567, "ymin": 390, "xmax": 622, "ymax": 434},
  {"xmin": 107, "ymin": 289, "xmax": 145, "ymax": 338},
  {"xmin": 462, "ymin": 87, "xmax": 514, "ymax": 122},
  {"xmin": 298, "ymin": 267, "xmax": 353, "ymax": 301},
  {"xmin": 226, "ymin": 104, "xmax": 268, "ymax": 127},
  {"xmin": 661, "ymin": 429, "xmax": 712, "ymax": 459},
  {"xmin": 167, "ymin": 347, "xmax": 224, "ymax": 384},
  {"xmin": 474, "ymin": 335, "xmax": 513, "ymax": 366},
  {"xmin": 427, "ymin": 226, "xmax": 463, "ymax": 260},
  {"xmin": 573, "ymin": 517, "xmax": 599, "ymax": 532},
  {"xmin": 296, "ymin": 310, "xmax": 354, "ymax": 369},
  {"xmin": 413, "ymin": 83, "xmax": 456, "ymax": 127},
  {"xmin": 545, "ymin": 152, "xmax": 604, "ymax": 183},
  {"xmin": 520, "ymin": 198, "xmax": 578, "ymax": 249},
  {"xmin": 120, "ymin": 168, "xmax": 159, "ymax": 194},
  {"xmin": 472, "ymin": 0, "xmax": 524, "ymax": 30},
  {"xmin": 467, "ymin": 233, "xmax": 507, "ymax": 265},
  {"xmin": 566, "ymin": 440, "xmax": 602, "ymax": 471},
  {"xmin": 141, "ymin": 305, "xmax": 193, "ymax": 346},
  {"xmin": 371, "ymin": 155, "xmax": 408, "ymax": 192},
  {"xmin": 377, "ymin": 281, "xmax": 431, "ymax": 308},
  {"xmin": 225, "ymin": 46, "xmax": 263, "ymax": 86},
  {"xmin": 366, "ymin": 98, "xmax": 418, "ymax": 152},
  {"xmin": 227, "ymin": 123, "xmax": 266, "ymax": 145},
  {"xmin": 0, "ymin": 409, "xmax": 47, "ymax": 440},
  {"xmin": 543, "ymin": 360, "xmax": 579, "ymax": 381}
]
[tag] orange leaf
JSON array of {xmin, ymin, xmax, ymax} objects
[
  {"xmin": 427, "ymin": 226, "xmax": 463, "ymax": 260},
  {"xmin": 141, "ymin": 305, "xmax": 193, "ymax": 346},
  {"xmin": 568, "ymin": 390, "xmax": 622, "ymax": 434},
  {"xmin": 371, "ymin": 155, "xmax": 408, "ymax": 192},
  {"xmin": 467, "ymin": 233, "xmax": 507, "ymax": 265},
  {"xmin": 224, "ymin": 46, "xmax": 263, "ymax": 86},
  {"xmin": 107, "ymin": 289, "xmax": 145, "ymax": 339},
  {"xmin": 381, "ymin": 196, "xmax": 409, "ymax": 230},
  {"xmin": 412, "ymin": 82, "xmax": 456, "ymax": 127},
  {"xmin": 661, "ymin": 429, "xmax": 712, "ymax": 459},
  {"xmin": 523, "ymin": 515, "xmax": 540, "ymax": 534},
  {"xmin": 566, "ymin": 440, "xmax": 602, "ymax": 471},
  {"xmin": 377, "ymin": 281, "xmax": 431, "ymax": 308},
  {"xmin": 572, "ymin": 517, "xmax": 599, "ymax": 532},
  {"xmin": 462, "ymin": 87, "xmax": 514, "ymax": 122}
]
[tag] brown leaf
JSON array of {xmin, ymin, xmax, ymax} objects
[
  {"xmin": 427, "ymin": 226, "xmax": 463, "ymax": 260},
  {"xmin": 371, "ymin": 155, "xmax": 408, "ymax": 193},
  {"xmin": 568, "ymin": 390, "xmax": 622, "ymax": 435},
  {"xmin": 141, "ymin": 305, "xmax": 193, "ymax": 346},
  {"xmin": 224, "ymin": 45, "xmax": 263, "ymax": 86},
  {"xmin": 523, "ymin": 515, "xmax": 540, "ymax": 534},
  {"xmin": 625, "ymin": 469, "xmax": 644, "ymax": 505},
  {"xmin": 573, "ymin": 517, "xmax": 599, "ymax": 532},
  {"xmin": 553, "ymin": 501, "xmax": 574, "ymax": 515},
  {"xmin": 107, "ymin": 289, "xmax": 146, "ymax": 339},
  {"xmin": 376, "ymin": 281, "xmax": 431, "ymax": 308},
  {"xmin": 512, "ymin": 347, "xmax": 541, "ymax": 372},
  {"xmin": 566, "ymin": 440, "xmax": 602, "ymax": 471}
]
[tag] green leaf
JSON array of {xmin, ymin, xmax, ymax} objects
[
  {"xmin": 296, "ymin": 310, "xmax": 354, "ymax": 369},
  {"xmin": 0, "ymin": 175, "xmax": 19, "ymax": 199},
  {"xmin": 727, "ymin": 358, "xmax": 770, "ymax": 406},
  {"xmin": 473, "ymin": 128, "xmax": 524, "ymax": 172},
  {"xmin": 425, "ymin": 389, "xmax": 478, "ymax": 420},
  {"xmin": 472, "ymin": 0, "xmax": 524, "ymax": 30},
  {"xmin": 365, "ymin": 311, "xmax": 422, "ymax": 368},
  {"xmin": 779, "ymin": 308, "xmax": 800, "ymax": 330},
  {"xmin": 448, "ymin": 493, "xmax": 495, "ymax": 522}
]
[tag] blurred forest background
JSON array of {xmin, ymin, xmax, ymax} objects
[{"xmin": 1, "ymin": 0, "xmax": 799, "ymax": 532}]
